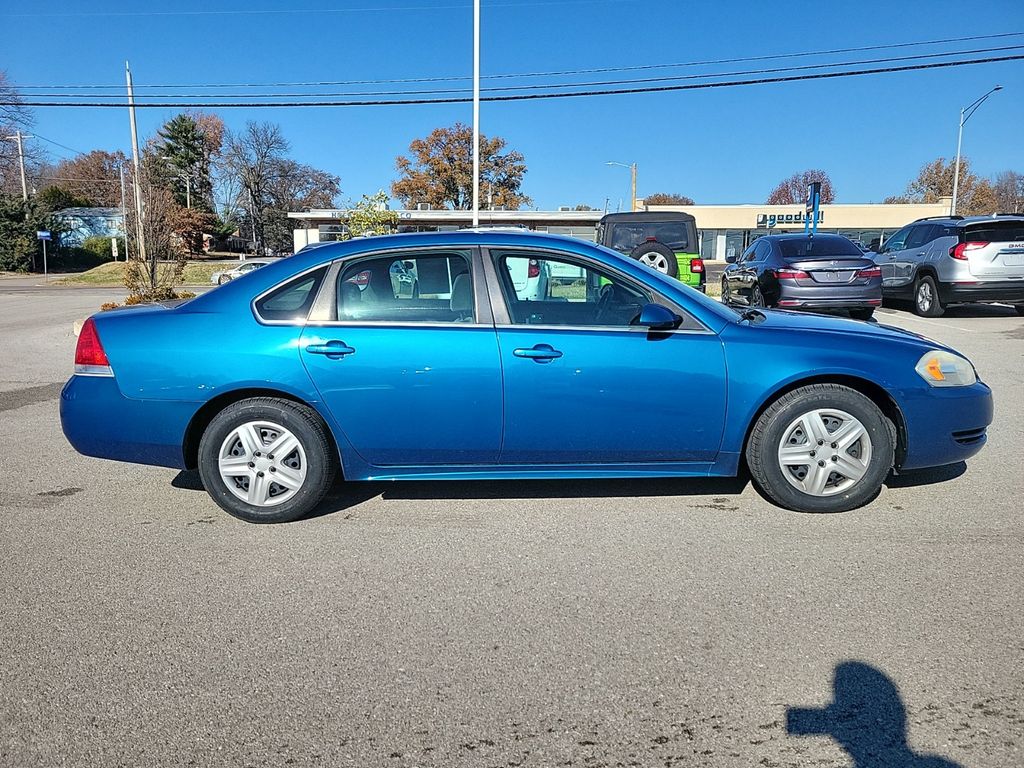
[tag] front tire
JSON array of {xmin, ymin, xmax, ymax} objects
[
  {"xmin": 746, "ymin": 384, "xmax": 894, "ymax": 513},
  {"xmin": 913, "ymin": 275, "xmax": 944, "ymax": 317},
  {"xmin": 198, "ymin": 397, "xmax": 336, "ymax": 523}
]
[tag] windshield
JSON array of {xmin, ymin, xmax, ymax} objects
[
  {"xmin": 609, "ymin": 221, "xmax": 692, "ymax": 252},
  {"xmin": 778, "ymin": 236, "xmax": 863, "ymax": 259}
]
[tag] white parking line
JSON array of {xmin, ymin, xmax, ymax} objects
[{"xmin": 878, "ymin": 312, "xmax": 976, "ymax": 334}]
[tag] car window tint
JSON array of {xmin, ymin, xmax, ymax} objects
[
  {"xmin": 255, "ymin": 267, "xmax": 328, "ymax": 323},
  {"xmin": 905, "ymin": 224, "xmax": 936, "ymax": 249},
  {"xmin": 777, "ymin": 236, "xmax": 862, "ymax": 259},
  {"xmin": 753, "ymin": 240, "xmax": 771, "ymax": 261},
  {"xmin": 883, "ymin": 226, "xmax": 911, "ymax": 251},
  {"xmin": 337, "ymin": 250, "xmax": 474, "ymax": 323},
  {"xmin": 965, "ymin": 222, "xmax": 1024, "ymax": 242},
  {"xmin": 494, "ymin": 249, "xmax": 651, "ymax": 327}
]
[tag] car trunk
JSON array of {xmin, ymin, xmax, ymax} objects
[
  {"xmin": 961, "ymin": 221, "xmax": 1024, "ymax": 280},
  {"xmin": 782, "ymin": 256, "xmax": 875, "ymax": 287}
]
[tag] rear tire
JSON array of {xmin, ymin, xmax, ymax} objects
[
  {"xmin": 913, "ymin": 275, "xmax": 944, "ymax": 317},
  {"xmin": 746, "ymin": 384, "xmax": 894, "ymax": 513},
  {"xmin": 750, "ymin": 284, "xmax": 766, "ymax": 308},
  {"xmin": 721, "ymin": 277, "xmax": 732, "ymax": 305},
  {"xmin": 198, "ymin": 397, "xmax": 336, "ymax": 524},
  {"xmin": 849, "ymin": 308, "xmax": 875, "ymax": 321}
]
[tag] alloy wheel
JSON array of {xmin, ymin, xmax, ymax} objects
[
  {"xmin": 916, "ymin": 282, "xmax": 933, "ymax": 313},
  {"xmin": 776, "ymin": 408, "xmax": 872, "ymax": 497},
  {"xmin": 638, "ymin": 252, "xmax": 671, "ymax": 273}
]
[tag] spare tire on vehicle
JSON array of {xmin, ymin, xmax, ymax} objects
[{"xmin": 629, "ymin": 241, "xmax": 678, "ymax": 278}]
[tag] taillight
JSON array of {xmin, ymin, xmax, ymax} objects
[
  {"xmin": 527, "ymin": 259, "xmax": 540, "ymax": 278},
  {"xmin": 74, "ymin": 317, "xmax": 112, "ymax": 375},
  {"xmin": 949, "ymin": 241, "xmax": 988, "ymax": 260},
  {"xmin": 689, "ymin": 257, "xmax": 704, "ymax": 273},
  {"xmin": 774, "ymin": 268, "xmax": 810, "ymax": 280},
  {"xmin": 856, "ymin": 265, "xmax": 882, "ymax": 279}
]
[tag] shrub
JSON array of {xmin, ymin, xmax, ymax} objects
[{"xmin": 80, "ymin": 235, "xmax": 124, "ymax": 263}]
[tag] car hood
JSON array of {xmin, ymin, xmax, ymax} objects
[{"xmin": 746, "ymin": 308, "xmax": 952, "ymax": 351}]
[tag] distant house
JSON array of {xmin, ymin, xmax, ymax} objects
[{"xmin": 54, "ymin": 207, "xmax": 125, "ymax": 247}]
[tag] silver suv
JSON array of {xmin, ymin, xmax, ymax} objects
[{"xmin": 874, "ymin": 215, "xmax": 1024, "ymax": 316}]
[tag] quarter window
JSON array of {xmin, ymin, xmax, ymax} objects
[
  {"xmin": 255, "ymin": 266, "xmax": 328, "ymax": 323},
  {"xmin": 494, "ymin": 250, "xmax": 651, "ymax": 327},
  {"xmin": 337, "ymin": 250, "xmax": 475, "ymax": 323}
]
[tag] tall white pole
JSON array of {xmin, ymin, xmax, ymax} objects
[
  {"xmin": 471, "ymin": 0, "xmax": 480, "ymax": 227},
  {"xmin": 951, "ymin": 108, "xmax": 964, "ymax": 216},
  {"xmin": 125, "ymin": 62, "xmax": 148, "ymax": 274},
  {"xmin": 14, "ymin": 130, "xmax": 28, "ymax": 202}
]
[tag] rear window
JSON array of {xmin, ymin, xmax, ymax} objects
[
  {"xmin": 778, "ymin": 237, "xmax": 863, "ymax": 259},
  {"xmin": 964, "ymin": 221, "xmax": 1024, "ymax": 243},
  {"xmin": 609, "ymin": 220, "xmax": 694, "ymax": 252}
]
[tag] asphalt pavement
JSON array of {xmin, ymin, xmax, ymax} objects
[{"xmin": 1, "ymin": 278, "xmax": 1021, "ymax": 768}]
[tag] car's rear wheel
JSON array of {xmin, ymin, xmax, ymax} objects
[
  {"xmin": 849, "ymin": 308, "xmax": 875, "ymax": 321},
  {"xmin": 746, "ymin": 384, "xmax": 894, "ymax": 513},
  {"xmin": 198, "ymin": 397, "xmax": 335, "ymax": 523},
  {"xmin": 913, "ymin": 275, "xmax": 944, "ymax": 317},
  {"xmin": 721, "ymin": 277, "xmax": 732, "ymax": 305},
  {"xmin": 629, "ymin": 242, "xmax": 679, "ymax": 278},
  {"xmin": 750, "ymin": 284, "xmax": 766, "ymax": 307}
]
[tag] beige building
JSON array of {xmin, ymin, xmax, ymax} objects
[{"xmin": 288, "ymin": 199, "xmax": 951, "ymax": 260}]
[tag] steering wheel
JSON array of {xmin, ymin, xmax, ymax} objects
[{"xmin": 594, "ymin": 283, "xmax": 616, "ymax": 324}]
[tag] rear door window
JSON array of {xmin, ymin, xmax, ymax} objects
[{"xmin": 337, "ymin": 250, "xmax": 475, "ymax": 323}]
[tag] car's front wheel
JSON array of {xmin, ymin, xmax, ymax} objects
[
  {"xmin": 746, "ymin": 384, "xmax": 894, "ymax": 513},
  {"xmin": 198, "ymin": 397, "xmax": 336, "ymax": 523}
]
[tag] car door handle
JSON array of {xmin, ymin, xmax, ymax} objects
[
  {"xmin": 305, "ymin": 340, "xmax": 356, "ymax": 359},
  {"xmin": 513, "ymin": 344, "xmax": 563, "ymax": 362}
]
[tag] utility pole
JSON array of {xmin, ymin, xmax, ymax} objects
[
  {"xmin": 2, "ymin": 130, "xmax": 29, "ymax": 201},
  {"xmin": 630, "ymin": 162, "xmax": 637, "ymax": 212},
  {"xmin": 118, "ymin": 162, "xmax": 128, "ymax": 261},
  {"xmin": 471, "ymin": 0, "xmax": 480, "ymax": 228},
  {"xmin": 248, "ymin": 187, "xmax": 258, "ymax": 256},
  {"xmin": 125, "ymin": 62, "xmax": 150, "ymax": 281},
  {"xmin": 951, "ymin": 85, "xmax": 1002, "ymax": 216}
]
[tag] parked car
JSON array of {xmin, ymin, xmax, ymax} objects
[
  {"xmin": 722, "ymin": 234, "xmax": 882, "ymax": 321},
  {"xmin": 210, "ymin": 259, "xmax": 273, "ymax": 285},
  {"xmin": 873, "ymin": 215, "xmax": 1024, "ymax": 316},
  {"xmin": 597, "ymin": 211, "xmax": 706, "ymax": 291},
  {"xmin": 62, "ymin": 231, "xmax": 991, "ymax": 524}
]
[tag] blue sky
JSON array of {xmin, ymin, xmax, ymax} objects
[{"xmin": 2, "ymin": 0, "xmax": 1023, "ymax": 209}]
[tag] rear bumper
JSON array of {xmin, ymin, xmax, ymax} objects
[
  {"xmin": 777, "ymin": 282, "xmax": 882, "ymax": 309},
  {"xmin": 898, "ymin": 381, "xmax": 993, "ymax": 471},
  {"xmin": 938, "ymin": 280, "xmax": 1024, "ymax": 305},
  {"xmin": 60, "ymin": 375, "xmax": 198, "ymax": 469}
]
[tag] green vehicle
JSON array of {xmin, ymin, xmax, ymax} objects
[{"xmin": 597, "ymin": 211, "xmax": 706, "ymax": 292}]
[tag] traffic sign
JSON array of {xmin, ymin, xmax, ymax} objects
[{"xmin": 36, "ymin": 230, "xmax": 51, "ymax": 241}]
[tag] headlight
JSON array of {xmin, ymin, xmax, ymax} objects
[{"xmin": 915, "ymin": 350, "xmax": 977, "ymax": 387}]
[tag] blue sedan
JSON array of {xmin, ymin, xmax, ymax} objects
[{"xmin": 61, "ymin": 231, "xmax": 993, "ymax": 523}]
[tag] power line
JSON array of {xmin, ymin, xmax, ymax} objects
[
  {"xmin": 5, "ymin": 54, "xmax": 1023, "ymax": 108},
  {"xmin": 15, "ymin": 30, "xmax": 1024, "ymax": 89},
  {"xmin": 16, "ymin": 45, "xmax": 1024, "ymax": 100},
  {"xmin": 31, "ymin": 133, "xmax": 89, "ymax": 157}
]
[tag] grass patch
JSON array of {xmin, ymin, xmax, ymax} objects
[{"xmin": 58, "ymin": 261, "xmax": 225, "ymax": 287}]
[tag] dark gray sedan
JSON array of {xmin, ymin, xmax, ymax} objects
[{"xmin": 722, "ymin": 234, "xmax": 882, "ymax": 321}]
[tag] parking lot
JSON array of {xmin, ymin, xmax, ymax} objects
[{"xmin": 1, "ymin": 278, "xmax": 1022, "ymax": 767}]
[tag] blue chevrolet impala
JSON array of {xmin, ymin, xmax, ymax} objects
[{"xmin": 61, "ymin": 231, "xmax": 992, "ymax": 523}]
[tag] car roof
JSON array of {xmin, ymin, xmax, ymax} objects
[{"xmin": 911, "ymin": 214, "xmax": 1024, "ymax": 226}]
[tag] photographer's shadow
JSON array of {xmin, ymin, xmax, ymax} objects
[{"xmin": 787, "ymin": 662, "xmax": 961, "ymax": 768}]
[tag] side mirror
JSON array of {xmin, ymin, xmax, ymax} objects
[
  {"xmin": 636, "ymin": 303, "xmax": 681, "ymax": 331},
  {"xmin": 725, "ymin": 253, "xmax": 737, "ymax": 264}
]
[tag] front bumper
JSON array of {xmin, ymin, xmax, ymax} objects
[
  {"xmin": 897, "ymin": 380, "xmax": 993, "ymax": 471},
  {"xmin": 938, "ymin": 280, "xmax": 1024, "ymax": 305},
  {"xmin": 60, "ymin": 375, "xmax": 198, "ymax": 469}
]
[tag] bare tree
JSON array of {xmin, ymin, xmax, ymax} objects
[
  {"xmin": 766, "ymin": 170, "xmax": 835, "ymax": 205},
  {"xmin": 220, "ymin": 122, "xmax": 289, "ymax": 253},
  {"xmin": 993, "ymin": 171, "xmax": 1024, "ymax": 213},
  {"xmin": 0, "ymin": 71, "xmax": 45, "ymax": 197}
]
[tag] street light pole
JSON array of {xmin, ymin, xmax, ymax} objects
[
  {"xmin": 125, "ymin": 61, "xmax": 149, "ymax": 278},
  {"xmin": 606, "ymin": 161, "xmax": 638, "ymax": 212},
  {"xmin": 951, "ymin": 85, "xmax": 1002, "ymax": 216}
]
